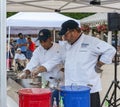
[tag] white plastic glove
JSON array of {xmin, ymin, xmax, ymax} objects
[
  {"xmin": 31, "ymin": 66, "xmax": 47, "ymax": 78},
  {"xmin": 17, "ymin": 72, "xmax": 27, "ymax": 79},
  {"xmin": 18, "ymin": 70, "xmax": 31, "ymax": 79}
]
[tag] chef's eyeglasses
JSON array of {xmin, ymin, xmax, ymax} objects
[
  {"xmin": 39, "ymin": 39, "xmax": 47, "ymax": 43},
  {"xmin": 64, "ymin": 29, "xmax": 74, "ymax": 36}
]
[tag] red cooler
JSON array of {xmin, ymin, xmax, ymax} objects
[{"xmin": 19, "ymin": 88, "xmax": 51, "ymax": 107}]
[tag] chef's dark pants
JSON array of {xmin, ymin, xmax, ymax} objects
[
  {"xmin": 90, "ymin": 92, "xmax": 100, "ymax": 107},
  {"xmin": 51, "ymin": 89, "xmax": 59, "ymax": 106}
]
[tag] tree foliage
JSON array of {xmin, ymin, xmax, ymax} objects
[
  {"xmin": 7, "ymin": 12, "xmax": 17, "ymax": 18},
  {"xmin": 61, "ymin": 12, "xmax": 95, "ymax": 19}
]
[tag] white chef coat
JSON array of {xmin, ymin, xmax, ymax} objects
[
  {"xmin": 64, "ymin": 33, "xmax": 116, "ymax": 93},
  {"xmin": 24, "ymin": 42, "xmax": 64, "ymax": 86}
]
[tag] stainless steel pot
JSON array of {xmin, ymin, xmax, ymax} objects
[{"xmin": 15, "ymin": 76, "xmax": 41, "ymax": 88}]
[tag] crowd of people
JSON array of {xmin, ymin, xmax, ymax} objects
[
  {"xmin": 7, "ymin": 20, "xmax": 116, "ymax": 107},
  {"xmin": 6, "ymin": 33, "xmax": 36, "ymax": 71}
]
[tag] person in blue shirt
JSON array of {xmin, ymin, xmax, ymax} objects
[{"xmin": 16, "ymin": 33, "xmax": 27, "ymax": 57}]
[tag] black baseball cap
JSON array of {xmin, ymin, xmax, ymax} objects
[
  {"xmin": 18, "ymin": 33, "xmax": 23, "ymax": 37},
  {"xmin": 37, "ymin": 29, "xmax": 51, "ymax": 41},
  {"xmin": 59, "ymin": 20, "xmax": 79, "ymax": 36}
]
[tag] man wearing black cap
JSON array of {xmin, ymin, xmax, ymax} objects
[
  {"xmin": 18, "ymin": 29, "xmax": 64, "ymax": 106},
  {"xmin": 59, "ymin": 20, "xmax": 116, "ymax": 107}
]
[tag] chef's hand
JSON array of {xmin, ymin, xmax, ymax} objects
[
  {"xmin": 31, "ymin": 66, "xmax": 47, "ymax": 78},
  {"xmin": 95, "ymin": 61, "xmax": 104, "ymax": 73},
  {"xmin": 95, "ymin": 65, "xmax": 103, "ymax": 73},
  {"xmin": 18, "ymin": 70, "xmax": 31, "ymax": 79}
]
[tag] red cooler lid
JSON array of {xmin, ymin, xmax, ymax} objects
[{"xmin": 18, "ymin": 88, "xmax": 51, "ymax": 96}]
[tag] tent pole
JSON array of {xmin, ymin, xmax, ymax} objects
[
  {"xmin": 7, "ymin": 26, "xmax": 11, "ymax": 71},
  {"xmin": 53, "ymin": 28, "xmax": 56, "ymax": 42},
  {"xmin": 8, "ymin": 26, "xmax": 11, "ymax": 40},
  {"xmin": 0, "ymin": 0, "xmax": 7, "ymax": 107},
  {"xmin": 107, "ymin": 31, "xmax": 112, "ymax": 45}
]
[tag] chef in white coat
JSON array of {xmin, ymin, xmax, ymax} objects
[
  {"xmin": 19, "ymin": 29, "xmax": 64, "ymax": 106},
  {"xmin": 19, "ymin": 29, "xmax": 64, "ymax": 85},
  {"xmin": 59, "ymin": 20, "xmax": 116, "ymax": 107}
]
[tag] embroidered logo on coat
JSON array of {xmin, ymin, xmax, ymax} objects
[{"xmin": 81, "ymin": 43, "xmax": 89, "ymax": 48}]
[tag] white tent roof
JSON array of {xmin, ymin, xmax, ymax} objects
[
  {"xmin": 7, "ymin": 0, "xmax": 120, "ymax": 12},
  {"xmin": 7, "ymin": 12, "xmax": 80, "ymax": 34},
  {"xmin": 80, "ymin": 12, "xmax": 108, "ymax": 27},
  {"xmin": 7, "ymin": 12, "xmax": 79, "ymax": 27}
]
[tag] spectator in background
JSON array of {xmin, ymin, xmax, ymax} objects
[
  {"xmin": 6, "ymin": 43, "xmax": 14, "ymax": 71},
  {"xmin": 81, "ymin": 24, "xmax": 90, "ymax": 35},
  {"xmin": 16, "ymin": 33, "xmax": 27, "ymax": 57},
  {"xmin": 10, "ymin": 38, "xmax": 15, "ymax": 57},
  {"xmin": 26, "ymin": 35, "xmax": 36, "ymax": 60},
  {"xmin": 14, "ymin": 48, "xmax": 27, "ymax": 70},
  {"xmin": 93, "ymin": 31, "xmax": 101, "ymax": 39}
]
